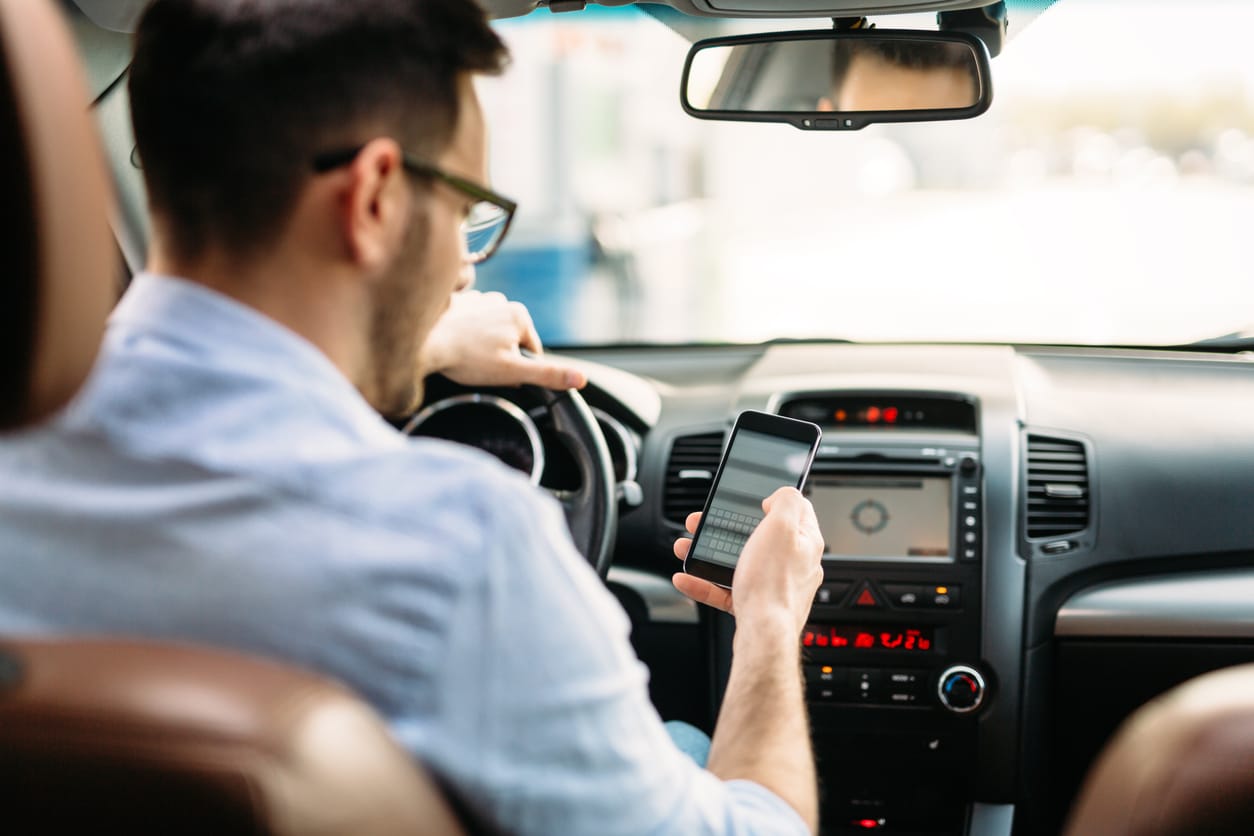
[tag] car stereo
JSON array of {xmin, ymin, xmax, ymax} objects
[
  {"xmin": 804, "ymin": 437, "xmax": 983, "ymax": 567},
  {"xmin": 773, "ymin": 392, "xmax": 986, "ymax": 832},
  {"xmin": 809, "ymin": 474, "xmax": 952, "ymax": 561}
]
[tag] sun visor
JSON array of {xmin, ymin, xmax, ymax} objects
[{"xmin": 69, "ymin": 0, "xmax": 146, "ymax": 33}]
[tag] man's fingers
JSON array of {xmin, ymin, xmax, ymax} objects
[
  {"xmin": 761, "ymin": 486, "xmax": 805, "ymax": 517},
  {"xmin": 511, "ymin": 301, "xmax": 544, "ymax": 355},
  {"xmin": 672, "ymin": 573, "xmax": 734, "ymax": 615},
  {"xmin": 685, "ymin": 511, "xmax": 702, "ymax": 534},
  {"xmin": 673, "ymin": 537, "xmax": 692, "ymax": 560},
  {"xmin": 507, "ymin": 356, "xmax": 587, "ymax": 391}
]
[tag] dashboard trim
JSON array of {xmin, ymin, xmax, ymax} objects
[
  {"xmin": 1056, "ymin": 570, "xmax": 1254, "ymax": 639},
  {"xmin": 968, "ymin": 803, "xmax": 1014, "ymax": 836},
  {"xmin": 607, "ymin": 567, "xmax": 699, "ymax": 625}
]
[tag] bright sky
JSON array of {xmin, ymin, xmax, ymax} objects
[{"xmin": 999, "ymin": 1, "xmax": 1254, "ymax": 97}]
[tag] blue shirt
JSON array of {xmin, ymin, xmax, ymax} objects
[{"xmin": 0, "ymin": 273, "xmax": 806, "ymax": 836}]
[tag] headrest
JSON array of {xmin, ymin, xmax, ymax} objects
[
  {"xmin": 0, "ymin": 637, "xmax": 468, "ymax": 834},
  {"xmin": 0, "ymin": 0, "xmax": 116, "ymax": 430}
]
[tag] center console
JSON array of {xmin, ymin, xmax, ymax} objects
[{"xmin": 775, "ymin": 392, "xmax": 988, "ymax": 834}]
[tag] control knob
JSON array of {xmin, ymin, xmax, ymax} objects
[{"xmin": 938, "ymin": 665, "xmax": 986, "ymax": 713}]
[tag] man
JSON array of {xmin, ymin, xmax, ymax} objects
[
  {"xmin": 821, "ymin": 39, "xmax": 980, "ymax": 112},
  {"xmin": 0, "ymin": 1, "xmax": 824, "ymax": 833}
]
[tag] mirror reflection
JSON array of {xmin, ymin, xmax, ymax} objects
[{"xmin": 686, "ymin": 36, "xmax": 983, "ymax": 115}]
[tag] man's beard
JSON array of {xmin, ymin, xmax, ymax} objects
[{"xmin": 365, "ymin": 216, "xmax": 430, "ymax": 418}]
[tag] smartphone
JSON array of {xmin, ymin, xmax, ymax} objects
[{"xmin": 683, "ymin": 410, "xmax": 822, "ymax": 589}]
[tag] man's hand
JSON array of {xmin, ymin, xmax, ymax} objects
[
  {"xmin": 671, "ymin": 487, "xmax": 824, "ymax": 635},
  {"xmin": 420, "ymin": 291, "xmax": 588, "ymax": 390},
  {"xmin": 673, "ymin": 487, "xmax": 824, "ymax": 833}
]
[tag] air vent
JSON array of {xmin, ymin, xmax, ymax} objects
[
  {"xmin": 1026, "ymin": 435, "xmax": 1090, "ymax": 539},
  {"xmin": 663, "ymin": 431, "xmax": 724, "ymax": 525}
]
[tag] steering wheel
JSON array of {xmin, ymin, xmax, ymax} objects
[
  {"xmin": 535, "ymin": 385, "xmax": 617, "ymax": 578},
  {"xmin": 405, "ymin": 379, "xmax": 617, "ymax": 578}
]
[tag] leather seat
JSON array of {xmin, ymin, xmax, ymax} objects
[
  {"xmin": 1064, "ymin": 663, "xmax": 1254, "ymax": 836},
  {"xmin": 0, "ymin": 2, "xmax": 465, "ymax": 833},
  {"xmin": 0, "ymin": 638, "xmax": 468, "ymax": 835}
]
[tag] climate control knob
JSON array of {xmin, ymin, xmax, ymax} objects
[{"xmin": 938, "ymin": 666, "xmax": 986, "ymax": 713}]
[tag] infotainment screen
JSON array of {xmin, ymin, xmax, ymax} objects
[{"xmin": 806, "ymin": 475, "xmax": 951, "ymax": 560}]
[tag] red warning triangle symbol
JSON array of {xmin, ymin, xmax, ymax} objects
[{"xmin": 854, "ymin": 586, "xmax": 880, "ymax": 608}]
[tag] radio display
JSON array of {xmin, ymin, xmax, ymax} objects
[
  {"xmin": 779, "ymin": 395, "xmax": 977, "ymax": 433},
  {"xmin": 803, "ymin": 624, "xmax": 934, "ymax": 652},
  {"xmin": 807, "ymin": 475, "xmax": 951, "ymax": 561}
]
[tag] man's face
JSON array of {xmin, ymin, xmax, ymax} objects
[
  {"xmin": 830, "ymin": 52, "xmax": 976, "ymax": 112},
  {"xmin": 369, "ymin": 75, "xmax": 487, "ymax": 415}
]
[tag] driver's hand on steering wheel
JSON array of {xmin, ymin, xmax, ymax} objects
[{"xmin": 420, "ymin": 290, "xmax": 588, "ymax": 390}]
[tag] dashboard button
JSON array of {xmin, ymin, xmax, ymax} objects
[
  {"xmin": 964, "ymin": 531, "xmax": 977, "ymax": 544},
  {"xmin": 938, "ymin": 666, "xmax": 986, "ymax": 713},
  {"xmin": 886, "ymin": 670, "xmax": 923, "ymax": 692},
  {"xmin": 852, "ymin": 583, "xmax": 882, "ymax": 609},
  {"xmin": 882, "ymin": 584, "xmax": 924, "ymax": 607},
  {"xmin": 811, "ymin": 684, "xmax": 840, "ymax": 702},
  {"xmin": 926, "ymin": 585, "xmax": 961, "ymax": 608},
  {"xmin": 850, "ymin": 669, "xmax": 881, "ymax": 702},
  {"xmin": 807, "ymin": 665, "xmax": 848, "ymax": 702},
  {"xmin": 814, "ymin": 581, "xmax": 851, "ymax": 606}
]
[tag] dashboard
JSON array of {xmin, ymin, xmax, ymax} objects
[{"xmin": 408, "ymin": 342, "xmax": 1254, "ymax": 836}]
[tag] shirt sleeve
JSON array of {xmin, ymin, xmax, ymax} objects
[{"xmin": 423, "ymin": 478, "xmax": 810, "ymax": 836}]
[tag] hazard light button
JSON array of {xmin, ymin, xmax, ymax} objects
[{"xmin": 852, "ymin": 583, "xmax": 882, "ymax": 608}]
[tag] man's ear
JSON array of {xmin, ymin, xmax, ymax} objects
[{"xmin": 339, "ymin": 138, "xmax": 409, "ymax": 274}]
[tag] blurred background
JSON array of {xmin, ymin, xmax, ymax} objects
[{"xmin": 474, "ymin": 0, "xmax": 1254, "ymax": 347}]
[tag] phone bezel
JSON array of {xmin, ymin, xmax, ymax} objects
[{"xmin": 682, "ymin": 410, "xmax": 822, "ymax": 589}]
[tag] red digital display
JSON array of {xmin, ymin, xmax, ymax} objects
[
  {"xmin": 802, "ymin": 624, "xmax": 933, "ymax": 652},
  {"xmin": 833, "ymin": 404, "xmax": 906, "ymax": 426},
  {"xmin": 780, "ymin": 396, "xmax": 978, "ymax": 433}
]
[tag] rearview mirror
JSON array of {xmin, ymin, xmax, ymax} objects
[{"xmin": 681, "ymin": 30, "xmax": 992, "ymax": 130}]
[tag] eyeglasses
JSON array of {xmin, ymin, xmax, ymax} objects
[{"xmin": 312, "ymin": 146, "xmax": 517, "ymax": 265}]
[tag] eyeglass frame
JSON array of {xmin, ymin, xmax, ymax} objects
[{"xmin": 311, "ymin": 145, "xmax": 517, "ymax": 265}]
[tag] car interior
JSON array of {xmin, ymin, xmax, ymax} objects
[{"xmin": 8, "ymin": 0, "xmax": 1254, "ymax": 834}]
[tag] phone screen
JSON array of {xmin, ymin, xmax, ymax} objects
[{"xmin": 689, "ymin": 426, "xmax": 817, "ymax": 570}]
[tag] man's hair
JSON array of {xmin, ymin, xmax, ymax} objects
[
  {"xmin": 129, "ymin": 0, "xmax": 508, "ymax": 261},
  {"xmin": 831, "ymin": 39, "xmax": 976, "ymax": 96}
]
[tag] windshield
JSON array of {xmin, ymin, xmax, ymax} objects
[{"xmin": 475, "ymin": 0, "xmax": 1254, "ymax": 348}]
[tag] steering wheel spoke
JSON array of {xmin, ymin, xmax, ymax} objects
[{"xmin": 405, "ymin": 377, "xmax": 617, "ymax": 577}]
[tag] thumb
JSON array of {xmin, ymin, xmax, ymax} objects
[
  {"xmin": 762, "ymin": 485, "xmax": 802, "ymax": 515},
  {"xmin": 508, "ymin": 355, "xmax": 587, "ymax": 390}
]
